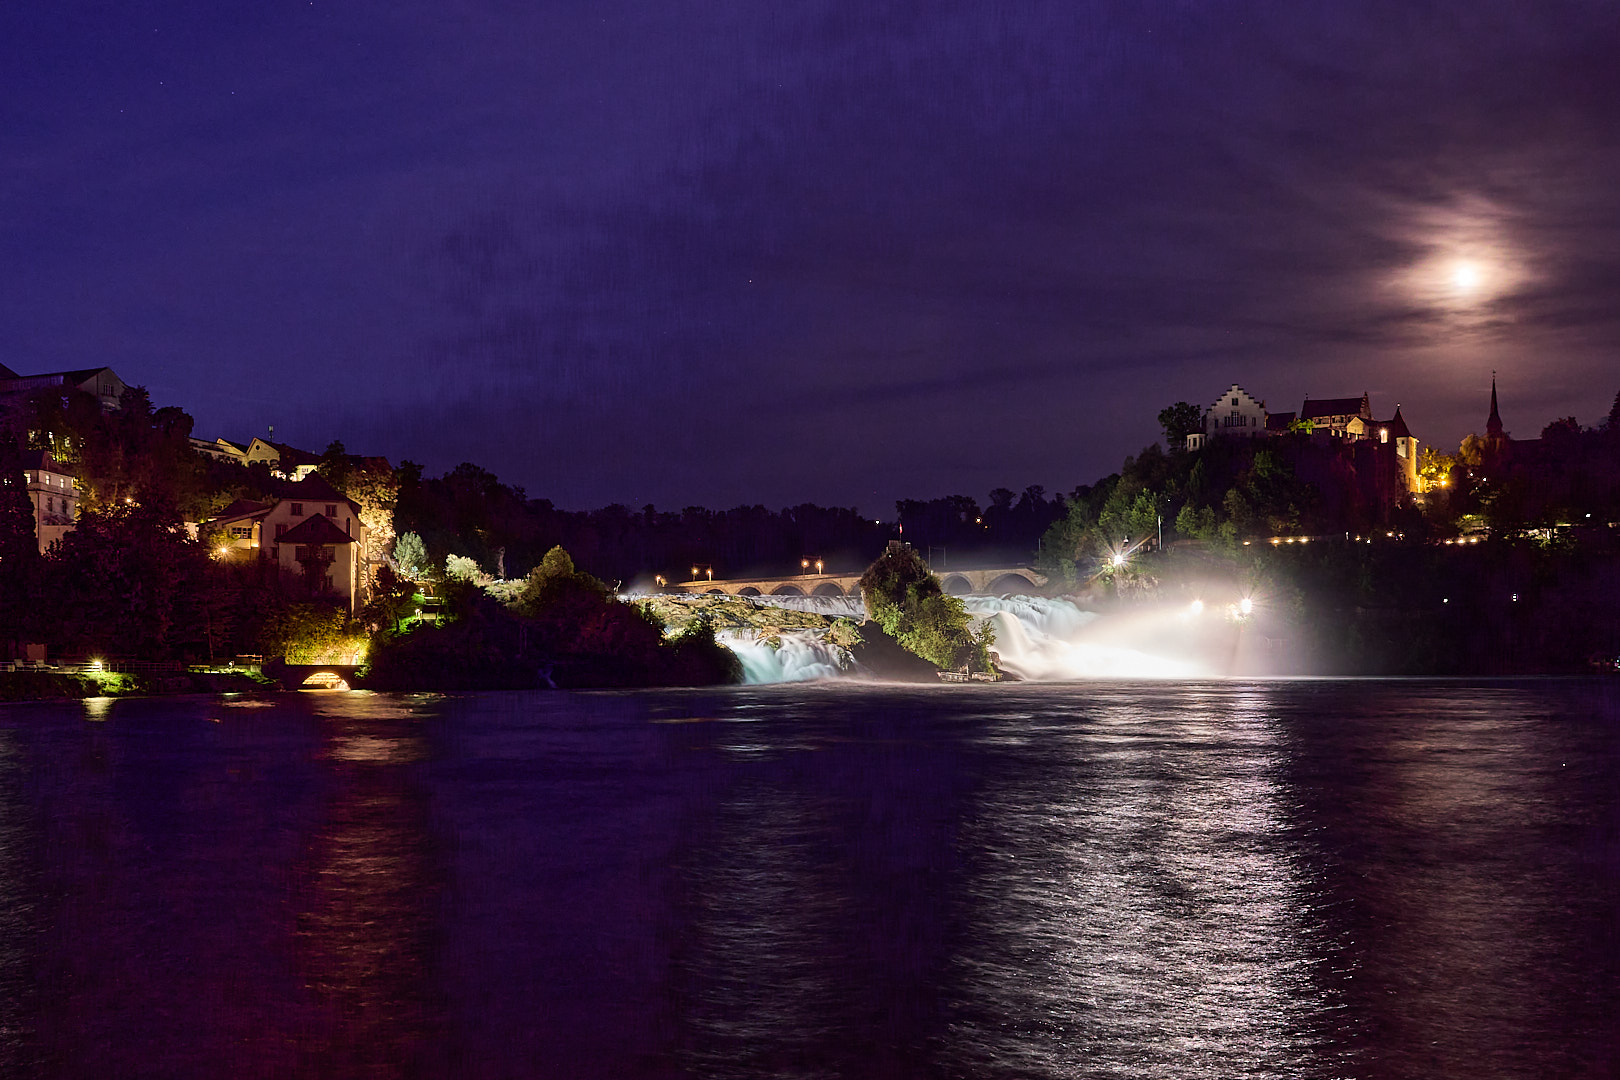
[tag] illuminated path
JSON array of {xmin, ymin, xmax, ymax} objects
[{"xmin": 674, "ymin": 566, "xmax": 1049, "ymax": 598}]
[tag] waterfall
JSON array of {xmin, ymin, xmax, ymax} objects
[
  {"xmin": 724, "ymin": 593, "xmax": 1215, "ymax": 682},
  {"xmin": 963, "ymin": 596, "xmax": 1208, "ymax": 680},
  {"xmin": 720, "ymin": 630, "xmax": 851, "ymax": 684}
]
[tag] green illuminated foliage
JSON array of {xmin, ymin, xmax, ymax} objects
[{"xmin": 858, "ymin": 544, "xmax": 993, "ymax": 672}]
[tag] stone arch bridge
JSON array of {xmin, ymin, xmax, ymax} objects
[
  {"xmin": 675, "ymin": 566, "xmax": 1048, "ymax": 599},
  {"xmin": 261, "ymin": 659, "xmax": 364, "ymax": 689}
]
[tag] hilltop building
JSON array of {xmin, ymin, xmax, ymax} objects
[
  {"xmin": 205, "ymin": 474, "xmax": 369, "ymax": 613},
  {"xmin": 188, "ymin": 435, "xmax": 322, "ymax": 480},
  {"xmin": 0, "ymin": 364, "xmax": 128, "ymax": 412},
  {"xmin": 1184, "ymin": 381, "xmax": 1423, "ymax": 509},
  {"xmin": 1185, "ymin": 384, "xmax": 1268, "ymax": 450},
  {"xmin": 20, "ymin": 449, "xmax": 78, "ymax": 553},
  {"xmin": 1300, "ymin": 393, "xmax": 1372, "ymax": 438}
]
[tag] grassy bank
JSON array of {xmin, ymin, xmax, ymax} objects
[{"xmin": 0, "ymin": 668, "xmax": 276, "ymax": 703}]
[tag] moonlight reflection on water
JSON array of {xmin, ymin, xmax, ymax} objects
[{"xmin": 0, "ymin": 681, "xmax": 1615, "ymax": 1078}]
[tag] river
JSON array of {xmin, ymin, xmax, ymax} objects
[{"xmin": 1, "ymin": 680, "xmax": 1616, "ymax": 1078}]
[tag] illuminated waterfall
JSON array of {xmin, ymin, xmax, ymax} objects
[
  {"xmin": 714, "ymin": 594, "xmax": 1219, "ymax": 683},
  {"xmin": 720, "ymin": 631, "xmax": 851, "ymax": 684}
]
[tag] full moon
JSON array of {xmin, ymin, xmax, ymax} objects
[{"xmin": 1451, "ymin": 261, "xmax": 1482, "ymax": 292}]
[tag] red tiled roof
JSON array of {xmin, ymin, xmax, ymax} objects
[
  {"xmin": 272, "ymin": 473, "xmax": 361, "ymax": 512},
  {"xmin": 1265, "ymin": 411, "xmax": 1296, "ymax": 431},
  {"xmin": 277, "ymin": 514, "xmax": 357, "ymax": 545},
  {"xmin": 1300, "ymin": 396, "xmax": 1368, "ymax": 420},
  {"xmin": 1382, "ymin": 407, "xmax": 1412, "ymax": 439},
  {"xmin": 20, "ymin": 449, "xmax": 74, "ymax": 475},
  {"xmin": 209, "ymin": 498, "xmax": 273, "ymax": 523}
]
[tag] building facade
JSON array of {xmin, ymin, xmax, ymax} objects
[
  {"xmin": 21, "ymin": 449, "xmax": 78, "ymax": 553},
  {"xmin": 1187, "ymin": 383, "xmax": 1268, "ymax": 449},
  {"xmin": 207, "ymin": 475, "xmax": 368, "ymax": 612}
]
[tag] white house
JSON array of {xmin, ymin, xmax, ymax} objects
[
  {"xmin": 21, "ymin": 449, "xmax": 78, "ymax": 553},
  {"xmin": 1187, "ymin": 383, "xmax": 1268, "ymax": 449},
  {"xmin": 207, "ymin": 475, "xmax": 368, "ymax": 612}
]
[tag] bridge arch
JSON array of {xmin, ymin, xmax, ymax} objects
[
  {"xmin": 300, "ymin": 670, "xmax": 351, "ymax": 690},
  {"xmin": 704, "ymin": 588, "xmax": 726, "ymax": 595},
  {"xmin": 811, "ymin": 581, "xmax": 844, "ymax": 597},
  {"xmin": 988, "ymin": 572, "xmax": 1040, "ymax": 595},
  {"xmin": 771, "ymin": 584, "xmax": 805, "ymax": 596},
  {"xmin": 941, "ymin": 574, "xmax": 972, "ymax": 595},
  {"xmin": 737, "ymin": 586, "xmax": 760, "ymax": 596}
]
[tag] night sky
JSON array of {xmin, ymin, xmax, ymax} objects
[{"xmin": 5, "ymin": 2, "xmax": 1618, "ymax": 515}]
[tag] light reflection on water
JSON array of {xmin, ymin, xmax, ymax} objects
[
  {"xmin": 946, "ymin": 696, "xmax": 1331, "ymax": 1078},
  {"xmin": 0, "ymin": 681, "xmax": 1614, "ymax": 1078}
]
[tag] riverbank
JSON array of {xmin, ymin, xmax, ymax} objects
[{"xmin": 0, "ymin": 668, "xmax": 277, "ymax": 703}]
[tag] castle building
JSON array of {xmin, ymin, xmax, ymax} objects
[
  {"xmin": 1185, "ymin": 383, "xmax": 1267, "ymax": 449},
  {"xmin": 1300, "ymin": 393, "xmax": 1372, "ymax": 438},
  {"xmin": 1184, "ymin": 381, "xmax": 1423, "ymax": 502}
]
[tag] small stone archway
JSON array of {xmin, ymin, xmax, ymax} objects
[
  {"xmin": 811, "ymin": 581, "xmax": 845, "ymax": 597},
  {"xmin": 738, "ymin": 586, "xmax": 761, "ymax": 596},
  {"xmin": 299, "ymin": 670, "xmax": 351, "ymax": 690},
  {"xmin": 704, "ymin": 588, "xmax": 726, "ymax": 595},
  {"xmin": 940, "ymin": 574, "xmax": 972, "ymax": 595},
  {"xmin": 987, "ymin": 572, "xmax": 1039, "ymax": 595},
  {"xmin": 771, "ymin": 584, "xmax": 806, "ymax": 596}
]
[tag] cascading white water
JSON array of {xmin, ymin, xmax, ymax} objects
[
  {"xmin": 720, "ymin": 630, "xmax": 851, "ymax": 684},
  {"xmin": 729, "ymin": 593, "xmax": 1215, "ymax": 682},
  {"xmin": 964, "ymin": 596, "xmax": 1208, "ymax": 679}
]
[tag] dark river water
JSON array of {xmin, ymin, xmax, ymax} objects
[{"xmin": 0, "ymin": 680, "xmax": 1616, "ymax": 1079}]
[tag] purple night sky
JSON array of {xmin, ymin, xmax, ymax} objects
[{"xmin": 4, "ymin": 2, "xmax": 1618, "ymax": 514}]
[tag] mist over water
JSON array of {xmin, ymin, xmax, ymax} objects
[{"xmin": 719, "ymin": 594, "xmax": 1245, "ymax": 683}]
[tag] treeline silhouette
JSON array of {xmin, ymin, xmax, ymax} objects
[{"xmin": 395, "ymin": 463, "xmax": 1064, "ymax": 585}]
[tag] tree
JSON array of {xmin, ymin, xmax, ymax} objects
[
  {"xmin": 1417, "ymin": 447, "xmax": 1457, "ymax": 489},
  {"xmin": 360, "ymin": 564, "xmax": 416, "ymax": 632},
  {"xmin": 0, "ymin": 437, "xmax": 41, "ymax": 651},
  {"xmin": 1157, "ymin": 402, "xmax": 1204, "ymax": 449},
  {"xmin": 393, "ymin": 532, "xmax": 428, "ymax": 579},
  {"xmin": 316, "ymin": 440, "xmax": 352, "ymax": 494},
  {"xmin": 446, "ymin": 553, "xmax": 483, "ymax": 583},
  {"xmin": 857, "ymin": 544, "xmax": 992, "ymax": 671},
  {"xmin": 44, "ymin": 498, "xmax": 205, "ymax": 659}
]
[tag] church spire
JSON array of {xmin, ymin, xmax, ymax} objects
[{"xmin": 1486, "ymin": 373, "xmax": 1504, "ymax": 439}]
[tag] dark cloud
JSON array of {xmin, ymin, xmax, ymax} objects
[{"xmin": 3, "ymin": 1, "xmax": 1618, "ymax": 512}]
